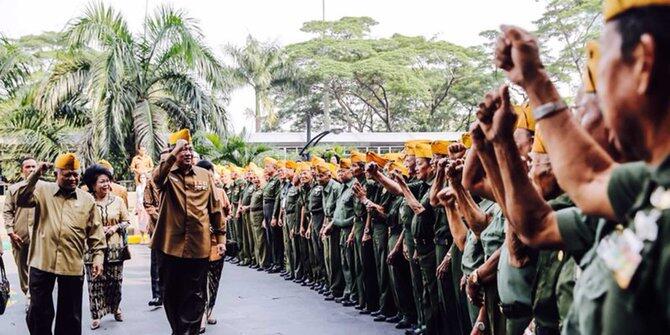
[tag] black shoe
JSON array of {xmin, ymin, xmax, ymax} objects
[
  {"xmin": 154, "ymin": 298, "xmax": 163, "ymax": 306},
  {"xmin": 354, "ymin": 304, "xmax": 365, "ymax": 310},
  {"xmin": 293, "ymin": 278, "xmax": 305, "ymax": 284},
  {"xmin": 324, "ymin": 295, "xmax": 335, "ymax": 301},
  {"xmin": 396, "ymin": 319, "xmax": 412, "ymax": 330},
  {"xmin": 148, "ymin": 298, "xmax": 160, "ymax": 306},
  {"xmin": 386, "ymin": 315, "xmax": 402, "ymax": 323},
  {"xmin": 256, "ymin": 267, "xmax": 265, "ymax": 271},
  {"xmin": 280, "ymin": 271, "xmax": 289, "ymax": 276},
  {"xmin": 250, "ymin": 264, "xmax": 259, "ymax": 269},
  {"xmin": 268, "ymin": 267, "xmax": 280, "ymax": 274},
  {"xmin": 370, "ymin": 310, "xmax": 382, "ymax": 317},
  {"xmin": 284, "ymin": 275, "xmax": 294, "ymax": 280},
  {"xmin": 334, "ymin": 295, "xmax": 350, "ymax": 304},
  {"xmin": 413, "ymin": 326, "xmax": 426, "ymax": 335},
  {"xmin": 342, "ymin": 300, "xmax": 357, "ymax": 307},
  {"xmin": 404, "ymin": 326, "xmax": 417, "ymax": 335},
  {"xmin": 359, "ymin": 308, "xmax": 372, "ymax": 315},
  {"xmin": 373, "ymin": 315, "xmax": 387, "ymax": 322}
]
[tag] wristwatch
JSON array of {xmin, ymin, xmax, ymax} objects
[
  {"xmin": 475, "ymin": 321, "xmax": 486, "ymax": 331},
  {"xmin": 532, "ymin": 100, "xmax": 568, "ymax": 121}
]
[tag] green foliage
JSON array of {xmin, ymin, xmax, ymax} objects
[{"xmin": 194, "ymin": 132, "xmax": 271, "ymax": 167}]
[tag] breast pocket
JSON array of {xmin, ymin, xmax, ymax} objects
[{"xmin": 581, "ymin": 257, "xmax": 610, "ymax": 300}]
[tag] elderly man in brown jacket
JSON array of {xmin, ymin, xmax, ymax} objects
[{"xmin": 152, "ymin": 129, "xmax": 226, "ymax": 335}]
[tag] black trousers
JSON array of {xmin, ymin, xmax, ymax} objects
[
  {"xmin": 158, "ymin": 252, "xmax": 208, "ymax": 335},
  {"xmin": 27, "ymin": 267, "xmax": 84, "ymax": 335},
  {"xmin": 150, "ymin": 248, "xmax": 162, "ymax": 299}
]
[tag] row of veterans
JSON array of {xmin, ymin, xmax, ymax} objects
[{"xmin": 214, "ymin": 1, "xmax": 670, "ymax": 334}]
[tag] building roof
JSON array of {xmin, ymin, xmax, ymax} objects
[{"xmin": 244, "ymin": 131, "xmax": 464, "ymax": 148}]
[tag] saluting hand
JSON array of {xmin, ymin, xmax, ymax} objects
[
  {"xmin": 448, "ymin": 143, "xmax": 467, "ymax": 160},
  {"xmin": 37, "ymin": 162, "xmax": 53, "ymax": 175},
  {"xmin": 476, "ymin": 85, "xmax": 517, "ymax": 142}
]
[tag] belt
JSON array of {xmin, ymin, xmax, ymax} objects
[
  {"xmin": 250, "ymin": 206, "xmax": 264, "ymax": 212},
  {"xmin": 414, "ymin": 238, "xmax": 434, "ymax": 246},
  {"xmin": 263, "ymin": 198, "xmax": 275, "ymax": 204},
  {"xmin": 499, "ymin": 302, "xmax": 533, "ymax": 319},
  {"xmin": 434, "ymin": 238, "xmax": 450, "ymax": 246},
  {"xmin": 310, "ymin": 209, "xmax": 324, "ymax": 214}
]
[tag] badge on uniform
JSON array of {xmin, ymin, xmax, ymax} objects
[
  {"xmin": 633, "ymin": 209, "xmax": 660, "ymax": 242},
  {"xmin": 597, "ymin": 229, "xmax": 643, "ymax": 289},
  {"xmin": 650, "ymin": 186, "xmax": 670, "ymax": 209}
]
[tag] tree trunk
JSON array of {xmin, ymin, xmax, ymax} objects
[{"xmin": 254, "ymin": 89, "xmax": 261, "ymax": 132}]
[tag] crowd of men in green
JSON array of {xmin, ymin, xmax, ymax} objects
[{"xmin": 218, "ymin": 1, "xmax": 670, "ymax": 334}]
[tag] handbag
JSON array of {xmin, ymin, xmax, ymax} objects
[
  {"xmin": 0, "ymin": 256, "xmax": 10, "ymax": 315},
  {"xmin": 119, "ymin": 226, "xmax": 132, "ymax": 261}
]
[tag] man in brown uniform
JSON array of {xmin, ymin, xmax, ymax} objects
[
  {"xmin": 130, "ymin": 145, "xmax": 155, "ymax": 185},
  {"xmin": 3, "ymin": 157, "xmax": 39, "ymax": 308},
  {"xmin": 17, "ymin": 153, "xmax": 106, "ymax": 335},
  {"xmin": 144, "ymin": 149, "xmax": 170, "ymax": 307},
  {"xmin": 151, "ymin": 129, "xmax": 226, "ymax": 335}
]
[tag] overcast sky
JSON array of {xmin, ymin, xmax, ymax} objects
[{"xmin": 0, "ymin": 0, "xmax": 546, "ymax": 133}]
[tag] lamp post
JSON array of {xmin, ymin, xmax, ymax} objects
[{"xmin": 299, "ymin": 128, "xmax": 343, "ymax": 160}]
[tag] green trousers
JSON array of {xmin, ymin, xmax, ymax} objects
[
  {"xmin": 449, "ymin": 244, "xmax": 473, "ymax": 333},
  {"xmin": 242, "ymin": 211, "xmax": 255, "ymax": 264},
  {"xmin": 436, "ymin": 243, "xmax": 463, "ymax": 335},
  {"xmin": 506, "ymin": 316, "xmax": 532, "ymax": 335},
  {"xmin": 327, "ymin": 225, "xmax": 345, "ymax": 297},
  {"xmin": 250, "ymin": 210, "xmax": 268, "ymax": 268},
  {"xmin": 372, "ymin": 224, "xmax": 395, "ymax": 315},
  {"xmin": 485, "ymin": 283, "xmax": 506, "ymax": 335},
  {"xmin": 355, "ymin": 222, "xmax": 378, "ymax": 310},
  {"xmin": 417, "ymin": 245, "xmax": 441, "ymax": 335},
  {"xmin": 405, "ymin": 233, "xmax": 424, "ymax": 326},
  {"xmin": 310, "ymin": 213, "xmax": 325, "ymax": 283},
  {"xmin": 282, "ymin": 222, "xmax": 294, "ymax": 275},
  {"xmin": 388, "ymin": 230, "xmax": 416, "ymax": 322},
  {"xmin": 339, "ymin": 225, "xmax": 355, "ymax": 298}
]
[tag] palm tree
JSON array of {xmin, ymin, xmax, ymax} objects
[
  {"xmin": 195, "ymin": 132, "xmax": 271, "ymax": 167},
  {"xmin": 35, "ymin": 2, "xmax": 231, "ymax": 163},
  {"xmin": 225, "ymin": 35, "xmax": 303, "ymax": 132}
]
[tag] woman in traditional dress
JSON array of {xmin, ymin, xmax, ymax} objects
[
  {"xmin": 135, "ymin": 172, "xmax": 150, "ymax": 243},
  {"xmin": 82, "ymin": 164, "xmax": 131, "ymax": 330}
]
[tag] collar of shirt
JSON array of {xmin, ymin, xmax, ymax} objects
[
  {"xmin": 54, "ymin": 187, "xmax": 78, "ymax": 199},
  {"xmin": 170, "ymin": 164, "xmax": 196, "ymax": 176}
]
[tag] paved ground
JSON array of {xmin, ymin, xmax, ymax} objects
[{"xmin": 0, "ymin": 245, "xmax": 400, "ymax": 334}]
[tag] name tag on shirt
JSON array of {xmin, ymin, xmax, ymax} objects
[{"xmin": 597, "ymin": 229, "xmax": 643, "ymax": 289}]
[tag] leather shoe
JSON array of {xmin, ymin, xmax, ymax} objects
[
  {"xmin": 396, "ymin": 319, "xmax": 412, "ymax": 330},
  {"xmin": 386, "ymin": 315, "xmax": 402, "ymax": 323},
  {"xmin": 342, "ymin": 300, "xmax": 357, "ymax": 307},
  {"xmin": 324, "ymin": 295, "xmax": 336, "ymax": 301},
  {"xmin": 370, "ymin": 310, "xmax": 382, "ymax": 317},
  {"xmin": 354, "ymin": 304, "xmax": 365, "ymax": 310},
  {"xmin": 334, "ymin": 295, "xmax": 349, "ymax": 304},
  {"xmin": 284, "ymin": 275, "xmax": 294, "ymax": 281},
  {"xmin": 358, "ymin": 308, "xmax": 372, "ymax": 315},
  {"xmin": 148, "ymin": 298, "xmax": 160, "ymax": 306},
  {"xmin": 373, "ymin": 315, "xmax": 387, "ymax": 322}
]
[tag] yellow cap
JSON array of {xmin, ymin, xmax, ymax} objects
[
  {"xmin": 276, "ymin": 160, "xmax": 287, "ymax": 169},
  {"xmin": 245, "ymin": 162, "xmax": 259, "ymax": 172},
  {"xmin": 350, "ymin": 151, "xmax": 365, "ymax": 164},
  {"xmin": 327, "ymin": 163, "xmax": 338, "ymax": 178},
  {"xmin": 168, "ymin": 129, "xmax": 192, "ymax": 145},
  {"xmin": 339, "ymin": 158, "xmax": 352, "ymax": 169},
  {"xmin": 285, "ymin": 160, "xmax": 298, "ymax": 171},
  {"xmin": 604, "ymin": 0, "xmax": 670, "ymax": 21},
  {"xmin": 583, "ymin": 41, "xmax": 600, "ymax": 93},
  {"xmin": 297, "ymin": 162, "xmax": 311, "ymax": 172},
  {"xmin": 384, "ymin": 152, "xmax": 404, "ymax": 162},
  {"xmin": 461, "ymin": 133, "xmax": 472, "ymax": 149},
  {"xmin": 54, "ymin": 153, "xmax": 81, "ymax": 170},
  {"xmin": 404, "ymin": 140, "xmax": 430, "ymax": 156},
  {"xmin": 263, "ymin": 156, "xmax": 278, "ymax": 167},
  {"xmin": 388, "ymin": 161, "xmax": 409, "ymax": 177},
  {"xmin": 430, "ymin": 140, "xmax": 451, "ymax": 156},
  {"xmin": 366, "ymin": 152, "xmax": 388, "ymax": 167},
  {"xmin": 514, "ymin": 104, "xmax": 536, "ymax": 132},
  {"xmin": 310, "ymin": 155, "xmax": 326, "ymax": 165},
  {"xmin": 413, "ymin": 142, "xmax": 433, "ymax": 159},
  {"xmin": 316, "ymin": 163, "xmax": 329, "ymax": 174}
]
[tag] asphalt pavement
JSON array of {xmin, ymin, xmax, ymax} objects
[{"xmin": 0, "ymin": 245, "xmax": 400, "ymax": 335}]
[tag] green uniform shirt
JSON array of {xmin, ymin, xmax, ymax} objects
[
  {"xmin": 410, "ymin": 176, "xmax": 436, "ymax": 243},
  {"xmin": 308, "ymin": 183, "xmax": 324, "ymax": 213},
  {"xmin": 434, "ymin": 206, "xmax": 451, "ymax": 245},
  {"xmin": 249, "ymin": 187, "xmax": 264, "ymax": 212},
  {"xmin": 241, "ymin": 182, "xmax": 254, "ymax": 206},
  {"xmin": 333, "ymin": 179, "xmax": 356, "ymax": 228},
  {"xmin": 461, "ymin": 230, "xmax": 484, "ymax": 276},
  {"xmin": 322, "ymin": 179, "xmax": 340, "ymax": 219},
  {"xmin": 601, "ymin": 158, "xmax": 670, "ymax": 334},
  {"xmin": 497, "ymin": 241, "xmax": 538, "ymax": 306},
  {"xmin": 480, "ymin": 204, "xmax": 505, "ymax": 259},
  {"xmin": 284, "ymin": 185, "xmax": 302, "ymax": 230}
]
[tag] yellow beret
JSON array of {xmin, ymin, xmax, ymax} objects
[
  {"xmin": 285, "ymin": 160, "xmax": 298, "ymax": 171},
  {"xmin": 55, "ymin": 153, "xmax": 81, "ymax": 170},
  {"xmin": 532, "ymin": 126, "xmax": 547, "ymax": 154},
  {"xmin": 310, "ymin": 155, "xmax": 326, "ymax": 165},
  {"xmin": 276, "ymin": 160, "xmax": 287, "ymax": 169},
  {"xmin": 404, "ymin": 140, "xmax": 430, "ymax": 156},
  {"xmin": 297, "ymin": 162, "xmax": 311, "ymax": 172},
  {"xmin": 583, "ymin": 41, "xmax": 600, "ymax": 94},
  {"xmin": 388, "ymin": 161, "xmax": 409, "ymax": 177},
  {"xmin": 430, "ymin": 140, "xmax": 451, "ymax": 156},
  {"xmin": 316, "ymin": 163, "xmax": 329, "ymax": 174},
  {"xmin": 349, "ymin": 151, "xmax": 365, "ymax": 164},
  {"xmin": 384, "ymin": 152, "xmax": 404, "ymax": 162},
  {"xmin": 604, "ymin": 0, "xmax": 670, "ymax": 21},
  {"xmin": 168, "ymin": 129, "xmax": 192, "ymax": 145},
  {"xmin": 339, "ymin": 158, "xmax": 352, "ymax": 169},
  {"xmin": 514, "ymin": 104, "xmax": 536, "ymax": 132},
  {"xmin": 245, "ymin": 162, "xmax": 259, "ymax": 172},
  {"xmin": 366, "ymin": 152, "xmax": 388, "ymax": 167},
  {"xmin": 461, "ymin": 133, "xmax": 472, "ymax": 149},
  {"xmin": 97, "ymin": 159, "xmax": 113, "ymax": 171},
  {"xmin": 263, "ymin": 156, "xmax": 278, "ymax": 167},
  {"xmin": 414, "ymin": 143, "xmax": 433, "ymax": 159}
]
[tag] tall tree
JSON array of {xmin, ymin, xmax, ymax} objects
[
  {"xmin": 34, "ymin": 2, "xmax": 230, "ymax": 164},
  {"xmin": 225, "ymin": 35, "xmax": 301, "ymax": 132}
]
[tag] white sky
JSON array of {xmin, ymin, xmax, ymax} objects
[{"xmin": 0, "ymin": 0, "xmax": 546, "ymax": 133}]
